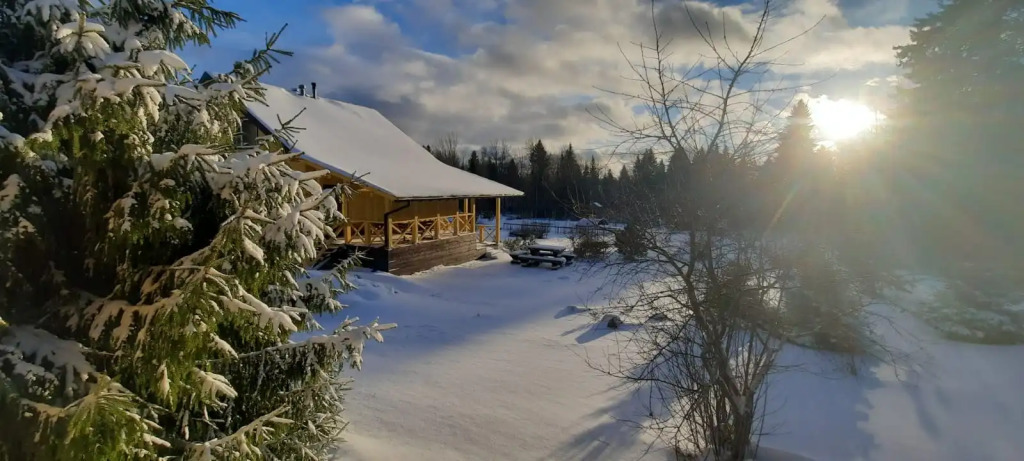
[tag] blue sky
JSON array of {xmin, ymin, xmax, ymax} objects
[
  {"xmin": 183, "ymin": 0, "xmax": 937, "ymax": 154},
  {"xmin": 182, "ymin": 0, "xmax": 499, "ymax": 68}
]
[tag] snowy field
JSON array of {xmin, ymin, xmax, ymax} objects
[{"xmin": 309, "ymin": 234, "xmax": 1024, "ymax": 460}]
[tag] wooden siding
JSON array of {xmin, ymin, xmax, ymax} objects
[
  {"xmin": 325, "ymin": 233, "xmax": 484, "ymax": 275},
  {"xmin": 345, "ymin": 189, "xmax": 390, "ymax": 222},
  {"xmin": 341, "ymin": 191, "xmax": 461, "ymax": 224},
  {"xmin": 285, "ymin": 156, "xmax": 391, "ymax": 222},
  {"xmin": 386, "ymin": 233, "xmax": 485, "ymax": 275},
  {"xmin": 286, "ymin": 157, "xmax": 460, "ymax": 224},
  {"xmin": 388, "ymin": 199, "xmax": 459, "ymax": 221}
]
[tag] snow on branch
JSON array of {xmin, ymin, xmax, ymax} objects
[
  {"xmin": 0, "ymin": 174, "xmax": 24, "ymax": 211},
  {"xmin": 194, "ymin": 368, "xmax": 238, "ymax": 404},
  {"xmin": 21, "ymin": 0, "xmax": 83, "ymax": 24},
  {"xmin": 55, "ymin": 16, "xmax": 111, "ymax": 58},
  {"xmin": 231, "ymin": 318, "xmax": 397, "ymax": 371},
  {"xmin": 0, "ymin": 326, "xmax": 95, "ymax": 397},
  {"xmin": 136, "ymin": 50, "xmax": 189, "ymax": 75},
  {"xmin": 219, "ymin": 292, "xmax": 301, "ymax": 332},
  {"xmin": 81, "ymin": 292, "xmax": 183, "ymax": 347},
  {"xmin": 150, "ymin": 144, "xmax": 222, "ymax": 171},
  {"xmin": 185, "ymin": 405, "xmax": 293, "ymax": 461},
  {"xmin": 53, "ymin": 377, "xmax": 168, "ymax": 456}
]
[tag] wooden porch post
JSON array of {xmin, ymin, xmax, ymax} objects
[
  {"xmin": 412, "ymin": 216, "xmax": 419, "ymax": 244},
  {"xmin": 386, "ymin": 215, "xmax": 394, "ymax": 249},
  {"xmin": 470, "ymin": 198, "xmax": 477, "ymax": 231},
  {"xmin": 495, "ymin": 197, "xmax": 502, "ymax": 245},
  {"xmin": 342, "ymin": 197, "xmax": 352, "ymax": 243},
  {"xmin": 435, "ymin": 214, "xmax": 441, "ymax": 240}
]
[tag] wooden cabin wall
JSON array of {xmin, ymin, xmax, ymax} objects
[
  {"xmin": 345, "ymin": 189, "xmax": 391, "ymax": 221},
  {"xmin": 284, "ymin": 156, "xmax": 458, "ymax": 222},
  {"xmin": 388, "ymin": 200, "xmax": 460, "ymax": 221},
  {"xmin": 285, "ymin": 157, "xmax": 390, "ymax": 222}
]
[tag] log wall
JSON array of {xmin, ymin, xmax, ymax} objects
[{"xmin": 385, "ymin": 233, "xmax": 485, "ymax": 275}]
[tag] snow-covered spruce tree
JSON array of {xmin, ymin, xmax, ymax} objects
[{"xmin": 0, "ymin": 2, "xmax": 393, "ymax": 459}]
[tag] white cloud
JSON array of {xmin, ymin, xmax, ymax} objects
[
  {"xmin": 267, "ymin": 0, "xmax": 915, "ymax": 154},
  {"xmin": 321, "ymin": 5, "xmax": 403, "ymax": 52}
]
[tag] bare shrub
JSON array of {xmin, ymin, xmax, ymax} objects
[
  {"xmin": 502, "ymin": 236, "xmax": 537, "ymax": 253},
  {"xmin": 613, "ymin": 223, "xmax": 647, "ymax": 261},
  {"xmin": 607, "ymin": 236, "xmax": 788, "ymax": 459},
  {"xmin": 915, "ymin": 280, "xmax": 1024, "ymax": 344},
  {"xmin": 570, "ymin": 226, "xmax": 612, "ymax": 260},
  {"xmin": 508, "ymin": 221, "xmax": 550, "ymax": 239},
  {"xmin": 778, "ymin": 244, "xmax": 869, "ymax": 354},
  {"xmin": 587, "ymin": 1, "xmax": 835, "ymax": 458}
]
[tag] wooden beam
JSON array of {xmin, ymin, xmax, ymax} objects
[
  {"xmin": 435, "ymin": 214, "xmax": 441, "ymax": 240},
  {"xmin": 386, "ymin": 215, "xmax": 394, "ymax": 249},
  {"xmin": 470, "ymin": 198, "xmax": 476, "ymax": 231},
  {"xmin": 342, "ymin": 198, "xmax": 352, "ymax": 243},
  {"xmin": 495, "ymin": 197, "xmax": 502, "ymax": 245},
  {"xmin": 412, "ymin": 216, "xmax": 419, "ymax": 244}
]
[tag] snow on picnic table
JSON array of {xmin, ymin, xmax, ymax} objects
[{"xmin": 310, "ymin": 250, "xmax": 1024, "ymax": 461}]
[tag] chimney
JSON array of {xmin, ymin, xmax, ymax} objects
[
  {"xmin": 298, "ymin": 84, "xmax": 306, "ymax": 96},
  {"xmin": 311, "ymin": 82, "xmax": 317, "ymax": 98}
]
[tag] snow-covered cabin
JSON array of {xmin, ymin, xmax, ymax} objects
[{"xmin": 242, "ymin": 84, "xmax": 522, "ymax": 274}]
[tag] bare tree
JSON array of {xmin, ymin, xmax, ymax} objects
[
  {"xmin": 432, "ymin": 131, "xmax": 463, "ymax": 168},
  {"xmin": 587, "ymin": 1, "xmax": 825, "ymax": 458}
]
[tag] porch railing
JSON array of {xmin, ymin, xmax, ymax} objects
[
  {"xmin": 477, "ymin": 225, "xmax": 497, "ymax": 244},
  {"xmin": 338, "ymin": 212, "xmax": 478, "ymax": 248}
]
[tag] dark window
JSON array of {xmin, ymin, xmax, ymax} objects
[{"xmin": 237, "ymin": 117, "xmax": 259, "ymax": 146}]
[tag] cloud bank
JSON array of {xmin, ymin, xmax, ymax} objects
[{"xmin": 262, "ymin": 0, "xmax": 918, "ymax": 152}]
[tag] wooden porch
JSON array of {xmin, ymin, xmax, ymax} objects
[
  {"xmin": 315, "ymin": 197, "xmax": 505, "ymax": 275},
  {"xmin": 336, "ymin": 198, "xmax": 504, "ymax": 249}
]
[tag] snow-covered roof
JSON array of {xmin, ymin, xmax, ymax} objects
[{"xmin": 244, "ymin": 85, "xmax": 523, "ymax": 200}]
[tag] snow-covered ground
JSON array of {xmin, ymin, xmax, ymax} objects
[
  {"xmin": 311, "ymin": 240, "xmax": 1024, "ymax": 460},
  {"xmin": 319, "ymin": 247, "xmax": 668, "ymax": 460}
]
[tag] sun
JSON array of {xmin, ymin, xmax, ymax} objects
[{"xmin": 807, "ymin": 98, "xmax": 881, "ymax": 144}]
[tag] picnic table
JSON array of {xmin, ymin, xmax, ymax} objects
[{"xmin": 510, "ymin": 244, "xmax": 576, "ymax": 269}]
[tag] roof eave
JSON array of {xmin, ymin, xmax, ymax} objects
[{"xmin": 394, "ymin": 191, "xmax": 525, "ymax": 201}]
